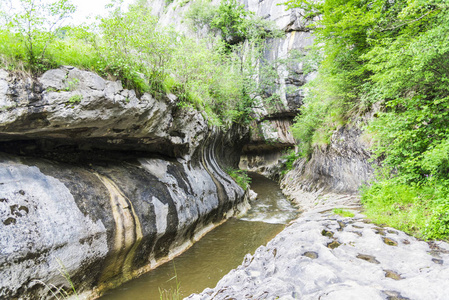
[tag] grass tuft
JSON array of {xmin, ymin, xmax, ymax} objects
[{"xmin": 332, "ymin": 208, "xmax": 355, "ymax": 218}]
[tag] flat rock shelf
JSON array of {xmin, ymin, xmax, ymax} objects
[{"xmin": 188, "ymin": 210, "xmax": 449, "ymax": 300}]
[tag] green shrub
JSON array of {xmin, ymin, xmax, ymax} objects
[
  {"xmin": 0, "ymin": 0, "xmax": 288, "ymax": 128},
  {"xmin": 0, "ymin": 0, "xmax": 76, "ymax": 73},
  {"xmin": 210, "ymin": 0, "xmax": 250, "ymax": 45},
  {"xmin": 186, "ymin": 0, "xmax": 282, "ymax": 47},
  {"xmin": 361, "ymin": 180, "xmax": 449, "ymax": 240},
  {"xmin": 332, "ymin": 208, "xmax": 355, "ymax": 218},
  {"xmin": 286, "ymin": 0, "xmax": 449, "ymax": 239},
  {"xmin": 225, "ymin": 168, "xmax": 251, "ymax": 190},
  {"xmin": 68, "ymin": 94, "xmax": 82, "ymax": 104},
  {"xmin": 280, "ymin": 149, "xmax": 299, "ymax": 176}
]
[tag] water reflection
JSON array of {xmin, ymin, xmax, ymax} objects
[{"xmin": 100, "ymin": 173, "xmax": 299, "ymax": 300}]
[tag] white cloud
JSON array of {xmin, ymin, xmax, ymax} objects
[
  {"xmin": 70, "ymin": 0, "xmax": 135, "ymax": 24},
  {"xmin": 6, "ymin": 0, "xmax": 136, "ymax": 26}
]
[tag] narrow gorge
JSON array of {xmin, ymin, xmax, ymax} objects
[
  {"xmin": 0, "ymin": 67, "xmax": 249, "ymax": 299},
  {"xmin": 1, "ymin": 0, "xmax": 449, "ymax": 299}
]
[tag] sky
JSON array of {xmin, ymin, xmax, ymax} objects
[
  {"xmin": 6, "ymin": 0, "xmax": 136, "ymax": 25},
  {"xmin": 69, "ymin": 0, "xmax": 135, "ymax": 24}
]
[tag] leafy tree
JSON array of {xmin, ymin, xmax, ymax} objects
[
  {"xmin": 94, "ymin": 2, "xmax": 176, "ymax": 93},
  {"xmin": 184, "ymin": 0, "xmax": 216, "ymax": 34},
  {"xmin": 210, "ymin": 0, "xmax": 250, "ymax": 45},
  {"xmin": 1, "ymin": 0, "xmax": 76, "ymax": 72},
  {"xmin": 287, "ymin": 0, "xmax": 449, "ymax": 238}
]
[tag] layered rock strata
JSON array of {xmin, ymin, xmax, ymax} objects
[
  {"xmin": 152, "ymin": 0, "xmax": 315, "ymax": 178},
  {"xmin": 0, "ymin": 67, "xmax": 248, "ymax": 299},
  {"xmin": 238, "ymin": 0, "xmax": 315, "ymax": 178},
  {"xmin": 281, "ymin": 125, "xmax": 374, "ymax": 211}
]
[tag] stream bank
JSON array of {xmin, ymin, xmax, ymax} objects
[
  {"xmin": 100, "ymin": 173, "xmax": 299, "ymax": 299},
  {"xmin": 0, "ymin": 67, "xmax": 249, "ymax": 299},
  {"xmin": 188, "ymin": 123, "xmax": 449, "ymax": 300},
  {"xmin": 188, "ymin": 208, "xmax": 449, "ymax": 300}
]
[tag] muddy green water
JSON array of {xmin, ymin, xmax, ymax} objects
[{"xmin": 100, "ymin": 172, "xmax": 299, "ymax": 300}]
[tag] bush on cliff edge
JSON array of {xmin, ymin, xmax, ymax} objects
[{"xmin": 0, "ymin": 0, "xmax": 286, "ymax": 127}]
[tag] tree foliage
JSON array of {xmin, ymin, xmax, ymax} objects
[
  {"xmin": 288, "ymin": 0, "xmax": 449, "ymax": 239},
  {"xmin": 0, "ymin": 0, "xmax": 76, "ymax": 72},
  {"xmin": 186, "ymin": 0, "xmax": 283, "ymax": 46},
  {"xmin": 211, "ymin": 0, "xmax": 250, "ymax": 45}
]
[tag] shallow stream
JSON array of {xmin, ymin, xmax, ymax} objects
[{"xmin": 100, "ymin": 172, "xmax": 299, "ymax": 300}]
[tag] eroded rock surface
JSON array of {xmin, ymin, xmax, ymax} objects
[
  {"xmin": 151, "ymin": 0, "xmax": 315, "ymax": 178},
  {"xmin": 281, "ymin": 125, "xmax": 374, "ymax": 211},
  {"xmin": 0, "ymin": 68, "xmax": 249, "ymax": 299},
  {"xmin": 188, "ymin": 211, "xmax": 449, "ymax": 300},
  {"xmin": 0, "ymin": 66, "xmax": 216, "ymax": 156}
]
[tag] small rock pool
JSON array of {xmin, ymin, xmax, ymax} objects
[{"xmin": 100, "ymin": 172, "xmax": 299, "ymax": 300}]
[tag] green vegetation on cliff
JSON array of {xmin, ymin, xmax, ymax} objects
[
  {"xmin": 0, "ymin": 0, "xmax": 283, "ymax": 127},
  {"xmin": 287, "ymin": 0, "xmax": 449, "ymax": 239},
  {"xmin": 225, "ymin": 168, "xmax": 252, "ymax": 189}
]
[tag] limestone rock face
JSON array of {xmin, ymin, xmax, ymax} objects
[
  {"xmin": 242, "ymin": 1, "xmax": 315, "ymax": 176},
  {"xmin": 244, "ymin": 0, "xmax": 314, "ymax": 153},
  {"xmin": 152, "ymin": 0, "xmax": 315, "ymax": 176},
  {"xmin": 0, "ymin": 67, "xmax": 212, "ymax": 157},
  {"xmin": 0, "ymin": 68, "xmax": 248, "ymax": 299},
  {"xmin": 281, "ymin": 125, "xmax": 374, "ymax": 211},
  {"xmin": 239, "ymin": 118, "xmax": 295, "ymax": 180}
]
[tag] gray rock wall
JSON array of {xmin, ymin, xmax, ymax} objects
[
  {"xmin": 151, "ymin": 0, "xmax": 314, "ymax": 174},
  {"xmin": 245, "ymin": 0, "xmax": 315, "ymax": 150},
  {"xmin": 0, "ymin": 68, "xmax": 248, "ymax": 299},
  {"xmin": 152, "ymin": 0, "xmax": 373, "ymax": 198},
  {"xmin": 281, "ymin": 125, "xmax": 374, "ymax": 211},
  {"xmin": 239, "ymin": 118, "xmax": 295, "ymax": 179}
]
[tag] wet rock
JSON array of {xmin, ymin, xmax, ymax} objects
[
  {"xmin": 0, "ymin": 69, "xmax": 249, "ymax": 299},
  {"xmin": 321, "ymin": 229, "xmax": 334, "ymax": 238},
  {"xmin": 337, "ymin": 220, "xmax": 346, "ymax": 231},
  {"xmin": 188, "ymin": 212, "xmax": 449, "ymax": 300},
  {"xmin": 432, "ymin": 258, "xmax": 444, "ymax": 265},
  {"xmin": 384, "ymin": 270, "xmax": 403, "ymax": 281},
  {"xmin": 428, "ymin": 241, "xmax": 449, "ymax": 254},
  {"xmin": 303, "ymin": 251, "xmax": 318, "ymax": 259},
  {"xmin": 327, "ymin": 240, "xmax": 341, "ymax": 249},
  {"xmin": 384, "ymin": 290, "xmax": 411, "ymax": 300},
  {"xmin": 281, "ymin": 126, "xmax": 375, "ymax": 210},
  {"xmin": 356, "ymin": 254, "xmax": 380, "ymax": 264},
  {"xmin": 373, "ymin": 227, "xmax": 386, "ymax": 236},
  {"xmin": 428, "ymin": 250, "xmax": 442, "ymax": 259},
  {"xmin": 383, "ymin": 237, "xmax": 398, "ymax": 247}
]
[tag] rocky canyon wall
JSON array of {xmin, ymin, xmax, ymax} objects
[
  {"xmin": 0, "ymin": 67, "xmax": 248, "ymax": 299},
  {"xmin": 151, "ymin": 0, "xmax": 314, "ymax": 179},
  {"xmin": 152, "ymin": 0, "xmax": 374, "ymax": 193},
  {"xmin": 281, "ymin": 125, "xmax": 375, "ymax": 211}
]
